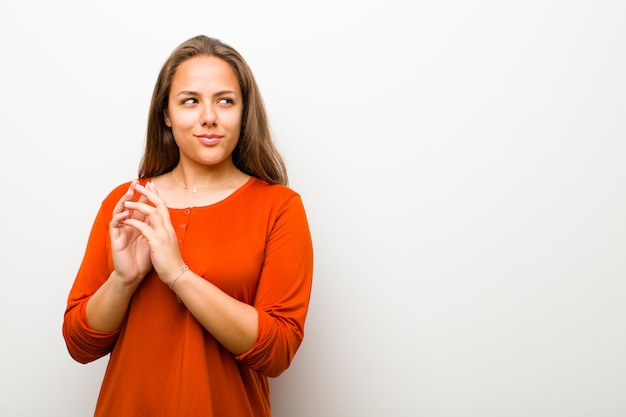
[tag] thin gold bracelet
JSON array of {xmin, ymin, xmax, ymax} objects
[{"xmin": 169, "ymin": 264, "xmax": 189, "ymax": 289}]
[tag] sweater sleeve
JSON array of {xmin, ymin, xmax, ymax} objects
[
  {"xmin": 235, "ymin": 194, "xmax": 314, "ymax": 377},
  {"xmin": 62, "ymin": 185, "xmax": 127, "ymax": 364}
]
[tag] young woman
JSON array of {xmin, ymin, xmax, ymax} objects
[{"xmin": 63, "ymin": 35, "xmax": 314, "ymax": 416}]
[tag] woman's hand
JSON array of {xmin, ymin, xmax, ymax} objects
[
  {"xmin": 86, "ymin": 180, "xmax": 154, "ymax": 332},
  {"xmin": 109, "ymin": 180, "xmax": 153, "ymax": 287},
  {"xmin": 121, "ymin": 181, "xmax": 185, "ymax": 286}
]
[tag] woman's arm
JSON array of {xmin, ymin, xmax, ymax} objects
[
  {"xmin": 122, "ymin": 182, "xmax": 258, "ymax": 354},
  {"xmin": 63, "ymin": 181, "xmax": 153, "ymax": 363},
  {"xmin": 170, "ymin": 272, "xmax": 259, "ymax": 355},
  {"xmin": 84, "ymin": 271, "xmax": 141, "ymax": 331},
  {"xmin": 234, "ymin": 193, "xmax": 314, "ymax": 376},
  {"xmin": 123, "ymin": 182, "xmax": 312, "ymax": 363}
]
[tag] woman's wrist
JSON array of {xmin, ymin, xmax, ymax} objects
[
  {"xmin": 169, "ymin": 264, "xmax": 189, "ymax": 289},
  {"xmin": 110, "ymin": 271, "xmax": 143, "ymax": 294}
]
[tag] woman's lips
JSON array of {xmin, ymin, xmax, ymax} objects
[{"xmin": 196, "ymin": 134, "xmax": 222, "ymax": 145}]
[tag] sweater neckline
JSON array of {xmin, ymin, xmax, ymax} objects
[{"xmin": 161, "ymin": 176, "xmax": 256, "ymax": 211}]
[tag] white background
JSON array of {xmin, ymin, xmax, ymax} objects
[{"xmin": 1, "ymin": 1, "xmax": 625, "ymax": 416}]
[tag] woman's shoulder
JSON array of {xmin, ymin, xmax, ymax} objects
[
  {"xmin": 231, "ymin": 178, "xmax": 306, "ymax": 215},
  {"xmin": 245, "ymin": 177, "xmax": 301, "ymax": 200}
]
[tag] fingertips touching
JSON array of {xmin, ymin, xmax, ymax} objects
[{"xmin": 127, "ymin": 179, "xmax": 139, "ymax": 193}]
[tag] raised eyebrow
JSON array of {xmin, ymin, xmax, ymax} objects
[
  {"xmin": 176, "ymin": 90, "xmax": 199, "ymax": 97},
  {"xmin": 214, "ymin": 90, "xmax": 239, "ymax": 98},
  {"xmin": 175, "ymin": 90, "xmax": 238, "ymax": 98},
  {"xmin": 214, "ymin": 90, "xmax": 237, "ymax": 96}
]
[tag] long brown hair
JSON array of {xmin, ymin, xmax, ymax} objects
[{"xmin": 139, "ymin": 35, "xmax": 288, "ymax": 185}]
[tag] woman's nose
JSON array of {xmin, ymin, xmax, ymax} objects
[{"xmin": 201, "ymin": 104, "xmax": 217, "ymax": 125}]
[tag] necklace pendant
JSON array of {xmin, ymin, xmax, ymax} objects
[{"xmin": 192, "ymin": 186, "xmax": 198, "ymax": 193}]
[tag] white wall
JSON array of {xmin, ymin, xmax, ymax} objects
[{"xmin": 1, "ymin": 1, "xmax": 625, "ymax": 416}]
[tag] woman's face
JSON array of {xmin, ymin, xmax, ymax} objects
[{"xmin": 165, "ymin": 55, "xmax": 243, "ymax": 169}]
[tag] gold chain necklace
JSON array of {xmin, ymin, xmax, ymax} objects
[{"xmin": 172, "ymin": 168, "xmax": 239, "ymax": 193}]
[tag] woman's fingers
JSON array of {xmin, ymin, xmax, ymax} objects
[
  {"xmin": 126, "ymin": 182, "xmax": 170, "ymax": 228},
  {"xmin": 135, "ymin": 182, "xmax": 166, "ymax": 211},
  {"xmin": 115, "ymin": 180, "xmax": 182, "ymax": 282},
  {"xmin": 110, "ymin": 180, "xmax": 138, "ymax": 227},
  {"xmin": 110, "ymin": 180, "xmax": 143, "ymax": 232},
  {"xmin": 123, "ymin": 182, "xmax": 174, "ymax": 239},
  {"xmin": 110, "ymin": 210, "xmax": 131, "ymax": 230}
]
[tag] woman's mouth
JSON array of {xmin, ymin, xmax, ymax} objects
[{"xmin": 196, "ymin": 133, "xmax": 223, "ymax": 146}]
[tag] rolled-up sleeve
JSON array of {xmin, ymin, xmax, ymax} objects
[{"xmin": 63, "ymin": 301, "xmax": 119, "ymax": 364}]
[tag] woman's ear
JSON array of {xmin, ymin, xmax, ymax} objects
[{"xmin": 164, "ymin": 110, "xmax": 171, "ymax": 127}]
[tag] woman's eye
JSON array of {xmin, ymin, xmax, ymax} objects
[
  {"xmin": 218, "ymin": 98, "xmax": 233, "ymax": 105},
  {"xmin": 182, "ymin": 98, "xmax": 198, "ymax": 105}
]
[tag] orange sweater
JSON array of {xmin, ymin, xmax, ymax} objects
[{"xmin": 63, "ymin": 177, "xmax": 314, "ymax": 416}]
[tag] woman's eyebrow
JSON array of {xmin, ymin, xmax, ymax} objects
[
  {"xmin": 175, "ymin": 89, "xmax": 239, "ymax": 97},
  {"xmin": 176, "ymin": 90, "xmax": 199, "ymax": 97},
  {"xmin": 213, "ymin": 89, "xmax": 238, "ymax": 97}
]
